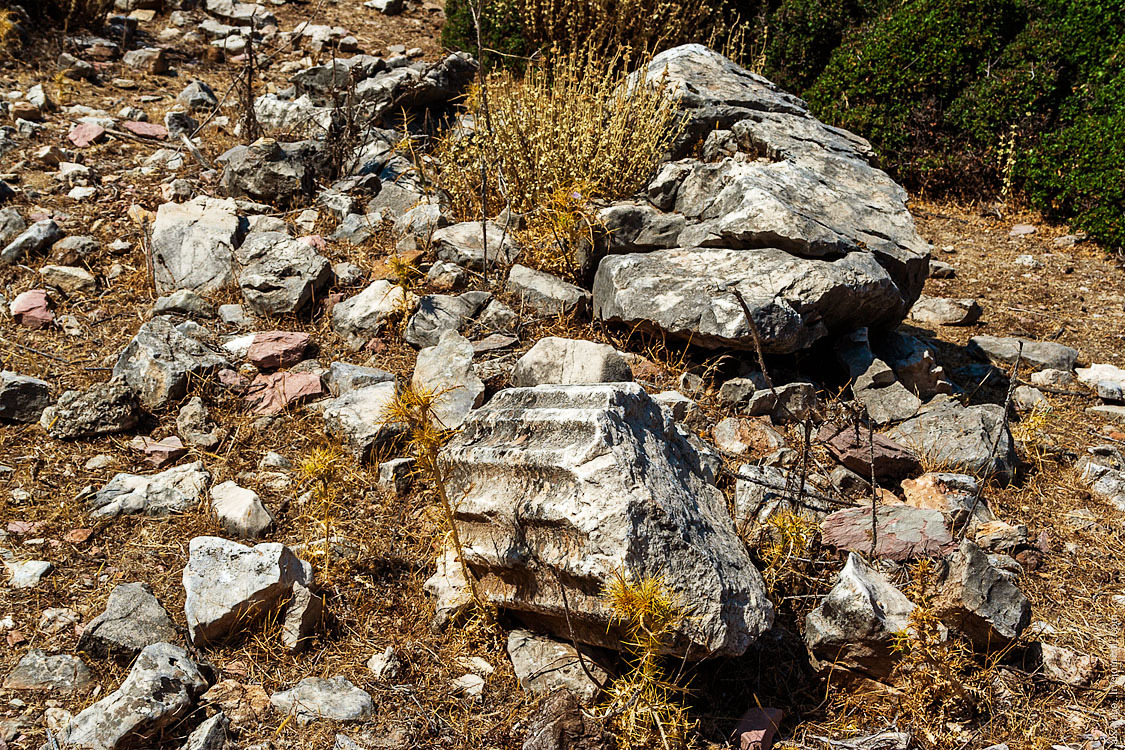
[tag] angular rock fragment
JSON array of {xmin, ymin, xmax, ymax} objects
[
  {"xmin": 245, "ymin": 371, "xmax": 325, "ymax": 415},
  {"xmin": 403, "ymin": 291, "xmax": 490, "ymax": 348},
  {"xmin": 507, "ymin": 264, "xmax": 591, "ymax": 318},
  {"xmin": 431, "ymin": 220, "xmax": 521, "ymax": 270},
  {"xmin": 151, "ymin": 197, "xmax": 245, "ymax": 294},
  {"xmin": 818, "ymin": 422, "xmax": 921, "ymax": 483},
  {"xmin": 821, "ymin": 505, "xmax": 954, "ymax": 561},
  {"xmin": 506, "ymin": 629, "xmax": 607, "ymax": 704},
  {"xmin": 112, "ymin": 317, "xmax": 231, "ymax": 410},
  {"xmin": 510, "ymin": 337, "xmax": 632, "ymax": 387},
  {"xmin": 246, "ymin": 330, "xmax": 313, "ymax": 369},
  {"xmin": 0, "ymin": 371, "xmax": 52, "ymax": 423},
  {"xmin": 967, "ymin": 335, "xmax": 1079, "ymax": 373},
  {"xmin": 332, "ymin": 280, "xmax": 415, "ymax": 349},
  {"xmin": 909, "ymin": 296, "xmax": 982, "ymax": 326},
  {"xmin": 3, "ymin": 649, "xmax": 93, "ymax": 693},
  {"xmin": 887, "ymin": 397, "xmax": 1017, "ymax": 481},
  {"xmin": 270, "ymin": 677, "xmax": 374, "ymax": 724},
  {"xmin": 234, "ymin": 232, "xmax": 332, "ymax": 316},
  {"xmin": 933, "ymin": 539, "xmax": 1031, "ymax": 649},
  {"xmin": 87, "ymin": 462, "xmax": 211, "ymax": 518},
  {"xmin": 321, "ymin": 381, "xmax": 403, "ymax": 460},
  {"xmin": 78, "ymin": 582, "xmax": 179, "ymax": 660},
  {"xmin": 410, "ymin": 330, "xmax": 484, "ymax": 429},
  {"xmin": 434, "ymin": 382, "xmax": 772, "ymax": 657},
  {"xmin": 210, "ymin": 481, "xmax": 274, "ymax": 538},
  {"xmin": 41, "ymin": 379, "xmax": 140, "ymax": 439},
  {"xmin": 219, "ymin": 138, "xmax": 326, "ymax": 205}
]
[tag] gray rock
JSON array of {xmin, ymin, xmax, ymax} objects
[
  {"xmin": 40, "ymin": 264, "xmax": 97, "ymax": 296},
  {"xmin": 178, "ymin": 80, "xmax": 219, "ymax": 111},
  {"xmin": 652, "ymin": 390, "xmax": 703, "ymax": 426},
  {"xmin": 1013, "ymin": 385, "xmax": 1048, "ymax": 411},
  {"xmin": 745, "ymin": 381, "xmax": 818, "ymax": 422},
  {"xmin": 510, "ymin": 337, "xmax": 632, "ymax": 387},
  {"xmin": 929, "ymin": 259, "xmax": 956, "ymax": 278},
  {"xmin": 934, "ymin": 539, "xmax": 1031, "ymax": 649},
  {"xmin": 176, "ymin": 396, "xmax": 224, "ymax": 449},
  {"xmin": 280, "ymin": 581, "xmax": 323, "ymax": 654},
  {"xmin": 218, "ymin": 139, "xmax": 326, "ymax": 206},
  {"xmin": 411, "ymin": 330, "xmax": 484, "ymax": 429},
  {"xmin": 506, "ymin": 629, "xmax": 607, "ymax": 704},
  {"xmin": 392, "ymin": 201, "xmax": 450, "ymax": 239},
  {"xmin": 878, "ymin": 332, "xmax": 953, "ymax": 399},
  {"xmin": 79, "ymin": 582, "xmax": 179, "ymax": 660},
  {"xmin": 3, "ymin": 650, "xmax": 93, "ymax": 693},
  {"xmin": 595, "ymin": 248, "xmax": 903, "ymax": 353},
  {"xmin": 321, "ymin": 381, "xmax": 403, "ymax": 460},
  {"xmin": 431, "ymin": 382, "xmax": 773, "ymax": 657},
  {"xmin": 210, "ymin": 481, "xmax": 274, "ymax": 538},
  {"xmin": 183, "ymin": 536, "xmax": 313, "ymax": 647},
  {"xmin": 204, "ymin": 0, "xmax": 276, "ymax": 26},
  {"xmin": 154, "ymin": 289, "xmax": 217, "ymax": 319},
  {"xmin": 507, "ymin": 264, "xmax": 591, "ymax": 318},
  {"xmin": 403, "ymin": 291, "xmax": 490, "ymax": 348},
  {"xmin": 326, "ymin": 361, "xmax": 394, "ymax": 395},
  {"xmin": 54, "ymin": 643, "xmax": 208, "ymax": 750},
  {"xmin": 333, "ymin": 261, "xmax": 365, "ymax": 286},
  {"xmin": 888, "ymin": 397, "xmax": 1017, "ymax": 480},
  {"xmin": 0, "ymin": 370, "xmax": 52, "ymax": 423},
  {"xmin": 595, "ymin": 201, "xmax": 686, "ymax": 257},
  {"xmin": 431, "ymin": 221, "xmax": 521, "ymax": 270},
  {"xmin": 6, "ymin": 559, "xmax": 52, "ymax": 588},
  {"xmin": 331, "ymin": 280, "xmax": 415, "ymax": 350},
  {"xmin": 270, "ymin": 676, "xmax": 374, "ymax": 724},
  {"xmin": 233, "ymin": 231, "xmax": 332, "ymax": 316},
  {"xmin": 0, "ymin": 206, "xmax": 27, "ymax": 246},
  {"xmin": 353, "ymin": 51, "xmax": 476, "ymax": 116},
  {"xmin": 112, "ymin": 317, "xmax": 231, "ymax": 410},
  {"xmin": 855, "ymin": 381, "xmax": 922, "ymax": 426},
  {"xmin": 477, "ymin": 298, "xmax": 518, "ymax": 332},
  {"xmin": 218, "ymin": 303, "xmax": 252, "ymax": 328},
  {"xmin": 717, "ymin": 377, "xmax": 758, "ymax": 409},
  {"xmin": 805, "ymin": 553, "xmax": 915, "ymax": 678},
  {"xmin": 151, "ymin": 197, "xmax": 245, "ymax": 294},
  {"xmin": 733, "ymin": 464, "xmax": 831, "ymax": 530},
  {"xmin": 1, "ymin": 219, "xmax": 63, "ymax": 264},
  {"xmin": 40, "ymin": 379, "xmax": 140, "ymax": 439},
  {"xmin": 331, "ymin": 213, "xmax": 374, "ymax": 245},
  {"xmin": 87, "ymin": 462, "xmax": 212, "ymax": 518},
  {"xmin": 426, "ymin": 260, "xmax": 469, "ymax": 290},
  {"xmin": 183, "ymin": 713, "xmax": 229, "ymax": 750},
  {"xmin": 377, "ymin": 457, "xmax": 414, "ymax": 496},
  {"xmin": 1079, "ymin": 449, "xmax": 1125, "ymax": 511},
  {"xmin": 52, "ymin": 235, "xmax": 101, "ymax": 262},
  {"xmin": 967, "ymin": 335, "xmax": 1079, "ymax": 373},
  {"xmin": 164, "ymin": 110, "xmax": 200, "ymax": 140},
  {"xmin": 909, "ymin": 296, "xmax": 982, "ymax": 326}
]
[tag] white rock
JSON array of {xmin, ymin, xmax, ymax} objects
[
  {"xmin": 270, "ymin": 676, "xmax": 373, "ymax": 724},
  {"xmin": 410, "ymin": 329, "xmax": 483, "ymax": 429},
  {"xmin": 86, "ymin": 462, "xmax": 211, "ymax": 518},
  {"xmin": 210, "ymin": 481, "xmax": 274, "ymax": 538},
  {"xmin": 510, "ymin": 337, "xmax": 632, "ymax": 387},
  {"xmin": 331, "ymin": 280, "xmax": 415, "ymax": 350}
]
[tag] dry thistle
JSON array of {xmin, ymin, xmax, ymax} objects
[{"xmin": 601, "ymin": 571, "xmax": 696, "ymax": 750}]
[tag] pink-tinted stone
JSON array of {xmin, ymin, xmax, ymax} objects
[
  {"xmin": 298, "ymin": 235, "xmax": 326, "ymax": 251},
  {"xmin": 247, "ymin": 331, "xmax": 312, "ymax": 370},
  {"xmin": 10, "ymin": 289, "xmax": 54, "ymax": 329},
  {"xmin": 130, "ymin": 435, "xmax": 188, "ymax": 468},
  {"xmin": 121, "ymin": 120, "xmax": 168, "ymax": 139},
  {"xmin": 68, "ymin": 122, "xmax": 106, "ymax": 148},
  {"xmin": 734, "ymin": 707, "xmax": 784, "ymax": 750},
  {"xmin": 821, "ymin": 505, "xmax": 955, "ymax": 561},
  {"xmin": 818, "ymin": 422, "xmax": 921, "ymax": 482},
  {"xmin": 245, "ymin": 371, "xmax": 324, "ymax": 415},
  {"xmin": 218, "ymin": 368, "xmax": 249, "ymax": 391}
]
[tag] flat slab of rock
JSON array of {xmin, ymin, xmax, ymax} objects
[
  {"xmin": 805, "ymin": 553, "xmax": 914, "ymax": 678},
  {"xmin": 246, "ymin": 331, "xmax": 313, "ymax": 370},
  {"xmin": 54, "ymin": 643, "xmax": 208, "ymax": 749},
  {"xmin": 3, "ymin": 649, "xmax": 93, "ymax": 693},
  {"xmin": 967, "ymin": 335, "xmax": 1079, "ymax": 373},
  {"xmin": 79, "ymin": 582, "xmax": 178, "ymax": 660},
  {"xmin": 887, "ymin": 397, "xmax": 1017, "ymax": 481},
  {"xmin": 87, "ymin": 462, "xmax": 211, "ymax": 518},
  {"xmin": 245, "ymin": 371, "xmax": 325, "ymax": 415},
  {"xmin": 819, "ymin": 422, "xmax": 921, "ymax": 482},
  {"xmin": 507, "ymin": 264, "xmax": 591, "ymax": 318},
  {"xmin": 270, "ymin": 676, "xmax": 374, "ymax": 724},
  {"xmin": 510, "ymin": 337, "xmax": 632, "ymax": 387},
  {"xmin": 434, "ymin": 382, "xmax": 773, "ymax": 658},
  {"xmin": 183, "ymin": 536, "xmax": 312, "ymax": 647},
  {"xmin": 151, "ymin": 197, "xmax": 245, "ymax": 294},
  {"xmin": 821, "ymin": 505, "xmax": 955, "ymax": 561},
  {"xmin": 909, "ymin": 296, "xmax": 982, "ymax": 326},
  {"xmin": 410, "ymin": 330, "xmax": 483, "ymax": 429}
]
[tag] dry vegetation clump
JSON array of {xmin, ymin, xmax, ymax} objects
[{"xmin": 435, "ymin": 47, "xmax": 682, "ymax": 277}]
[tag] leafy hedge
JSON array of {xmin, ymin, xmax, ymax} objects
[{"xmin": 442, "ymin": 0, "xmax": 1125, "ymax": 250}]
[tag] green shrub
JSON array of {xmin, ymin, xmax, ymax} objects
[{"xmin": 441, "ymin": 0, "xmax": 529, "ymax": 66}]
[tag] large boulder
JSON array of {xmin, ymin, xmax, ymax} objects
[
  {"xmin": 593, "ymin": 45, "xmax": 930, "ymax": 352},
  {"xmin": 432, "ymin": 382, "xmax": 773, "ymax": 658},
  {"xmin": 151, "ymin": 197, "xmax": 246, "ymax": 294}
]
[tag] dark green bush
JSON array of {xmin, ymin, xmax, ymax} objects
[{"xmin": 442, "ymin": 0, "xmax": 529, "ymax": 66}]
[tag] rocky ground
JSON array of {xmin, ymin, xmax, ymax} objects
[{"xmin": 2, "ymin": 2, "xmax": 1125, "ymax": 750}]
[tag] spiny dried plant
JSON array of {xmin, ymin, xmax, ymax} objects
[
  {"xmin": 381, "ymin": 384, "xmax": 484, "ymax": 611},
  {"xmin": 299, "ymin": 446, "xmax": 345, "ymax": 583},
  {"xmin": 436, "ymin": 47, "xmax": 682, "ymax": 274},
  {"xmin": 758, "ymin": 509, "xmax": 820, "ymax": 598},
  {"xmin": 601, "ymin": 571, "xmax": 696, "ymax": 749}
]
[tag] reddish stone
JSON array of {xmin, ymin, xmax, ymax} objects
[
  {"xmin": 10, "ymin": 289, "xmax": 54, "ymax": 329},
  {"xmin": 821, "ymin": 505, "xmax": 955, "ymax": 561},
  {"xmin": 218, "ymin": 368, "xmax": 249, "ymax": 391},
  {"xmin": 247, "ymin": 331, "xmax": 312, "ymax": 370},
  {"xmin": 63, "ymin": 528, "xmax": 93, "ymax": 544},
  {"xmin": 121, "ymin": 120, "xmax": 167, "ymax": 139},
  {"xmin": 298, "ymin": 235, "xmax": 326, "ymax": 251},
  {"xmin": 68, "ymin": 122, "xmax": 106, "ymax": 148},
  {"xmin": 7, "ymin": 630, "xmax": 27, "ymax": 647},
  {"xmin": 130, "ymin": 435, "xmax": 188, "ymax": 468},
  {"xmin": 7, "ymin": 521, "xmax": 46, "ymax": 535},
  {"xmin": 734, "ymin": 707, "xmax": 784, "ymax": 750},
  {"xmin": 627, "ymin": 354, "xmax": 664, "ymax": 382},
  {"xmin": 818, "ymin": 422, "xmax": 921, "ymax": 482},
  {"xmin": 245, "ymin": 371, "xmax": 324, "ymax": 415}
]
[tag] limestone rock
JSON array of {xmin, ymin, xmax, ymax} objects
[
  {"xmin": 87, "ymin": 462, "xmax": 211, "ymax": 518},
  {"xmin": 40, "ymin": 379, "xmax": 139, "ymax": 439},
  {"xmin": 403, "ymin": 291, "xmax": 490, "ymax": 349},
  {"xmin": 431, "ymin": 220, "xmax": 521, "ymax": 270},
  {"xmin": 55, "ymin": 643, "xmax": 208, "ymax": 750},
  {"xmin": 218, "ymin": 138, "xmax": 326, "ymax": 205},
  {"xmin": 933, "ymin": 539, "xmax": 1031, "ymax": 649},
  {"xmin": 112, "ymin": 317, "xmax": 231, "ymax": 410},
  {"xmin": 967, "ymin": 335, "xmax": 1079, "ymax": 373},
  {"xmin": 183, "ymin": 536, "xmax": 313, "ymax": 647},
  {"xmin": 332, "ymin": 280, "xmax": 415, "ymax": 349},
  {"xmin": 510, "ymin": 337, "xmax": 632, "ymax": 387},
  {"xmin": 0, "ymin": 371, "xmax": 52, "ymax": 423},
  {"xmin": 434, "ymin": 382, "xmax": 773, "ymax": 657},
  {"xmin": 805, "ymin": 553, "xmax": 915, "ymax": 678},
  {"xmin": 887, "ymin": 397, "xmax": 1017, "ymax": 481},
  {"xmin": 506, "ymin": 629, "xmax": 607, "ymax": 704},
  {"xmin": 151, "ymin": 197, "xmax": 245, "ymax": 294},
  {"xmin": 410, "ymin": 330, "xmax": 484, "ymax": 429},
  {"xmin": 210, "ymin": 481, "xmax": 274, "ymax": 538},
  {"xmin": 507, "ymin": 264, "xmax": 591, "ymax": 318},
  {"xmin": 909, "ymin": 296, "xmax": 982, "ymax": 326},
  {"xmin": 3, "ymin": 650, "xmax": 93, "ymax": 693},
  {"xmin": 321, "ymin": 381, "xmax": 403, "ymax": 460},
  {"xmin": 234, "ymin": 232, "xmax": 332, "ymax": 316},
  {"xmin": 270, "ymin": 677, "xmax": 374, "ymax": 724},
  {"xmin": 78, "ymin": 582, "xmax": 179, "ymax": 660}
]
